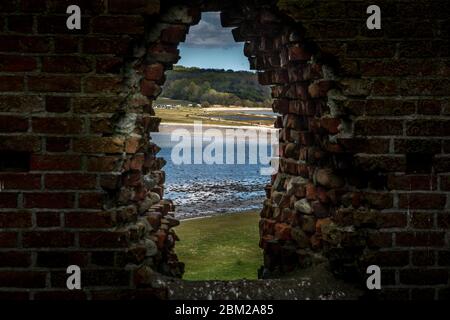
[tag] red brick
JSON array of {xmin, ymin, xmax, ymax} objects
[
  {"xmin": 30, "ymin": 155, "xmax": 81, "ymax": 171},
  {"xmin": 23, "ymin": 193, "xmax": 75, "ymax": 209},
  {"xmin": 7, "ymin": 15, "xmax": 33, "ymax": 33},
  {"xmin": 160, "ymin": 25, "xmax": 187, "ymax": 44},
  {"xmin": 87, "ymin": 156, "xmax": 120, "ymax": 172},
  {"xmin": 0, "ymin": 211, "xmax": 32, "ymax": 228},
  {"xmin": 0, "ymin": 193, "xmax": 18, "ymax": 208},
  {"xmin": 54, "ymin": 36, "xmax": 79, "ymax": 53},
  {"xmin": 0, "ymin": 232, "xmax": 17, "ymax": 247},
  {"xmin": 396, "ymin": 232, "xmax": 445, "ymax": 247},
  {"xmin": 398, "ymin": 193, "xmax": 446, "ymax": 210},
  {"xmin": 0, "ymin": 252, "xmax": 31, "ymax": 268},
  {"xmin": 22, "ymin": 231, "xmax": 74, "ymax": 248},
  {"xmin": 406, "ymin": 120, "xmax": 450, "ymax": 136},
  {"xmin": 143, "ymin": 63, "xmax": 165, "ymax": 82},
  {"xmin": 42, "ymin": 56, "xmax": 92, "ymax": 73},
  {"xmin": 411, "ymin": 212, "xmax": 435, "ymax": 229},
  {"xmin": 46, "ymin": 0, "xmax": 105, "ymax": 14},
  {"xmin": 0, "ymin": 76, "xmax": 24, "ymax": 91},
  {"xmin": 440, "ymin": 175, "xmax": 450, "ymax": 191},
  {"xmin": 367, "ymin": 251, "xmax": 409, "ymax": 267},
  {"xmin": 92, "ymin": 16, "xmax": 145, "ymax": 34},
  {"xmin": 79, "ymin": 192, "xmax": 104, "ymax": 209},
  {"xmin": 437, "ymin": 213, "xmax": 450, "ymax": 228},
  {"xmin": 387, "ymin": 174, "xmax": 436, "ymax": 191},
  {"xmin": 36, "ymin": 212, "xmax": 61, "ymax": 228},
  {"xmin": 74, "ymin": 137, "xmax": 125, "ymax": 153},
  {"xmin": 0, "ymin": 271, "xmax": 46, "ymax": 288},
  {"xmin": 32, "ymin": 117, "xmax": 83, "ymax": 134},
  {"xmin": 395, "ymin": 139, "xmax": 441, "ymax": 154},
  {"xmin": 46, "ymin": 137, "xmax": 71, "ymax": 152},
  {"xmin": 401, "ymin": 269, "xmax": 448, "ymax": 285},
  {"xmin": 28, "ymin": 76, "xmax": 81, "ymax": 93},
  {"xmin": 0, "ymin": 35, "xmax": 50, "ymax": 53},
  {"xmin": 412, "ymin": 250, "xmax": 435, "ymax": 266},
  {"xmin": 65, "ymin": 211, "xmax": 115, "ymax": 228},
  {"xmin": 83, "ymin": 37, "xmax": 132, "ymax": 54},
  {"xmin": 0, "ymin": 174, "xmax": 41, "ymax": 190},
  {"xmin": 0, "ymin": 136, "xmax": 41, "ymax": 152},
  {"xmin": 0, "ymin": 95, "xmax": 45, "ymax": 113},
  {"xmin": 354, "ymin": 119, "xmax": 403, "ymax": 136},
  {"xmin": 96, "ymin": 57, "xmax": 123, "ymax": 74},
  {"xmin": 0, "ymin": 55, "xmax": 36, "ymax": 72},
  {"xmin": 140, "ymin": 79, "xmax": 161, "ymax": 97},
  {"xmin": 108, "ymin": 0, "xmax": 160, "ymax": 14},
  {"xmin": 45, "ymin": 174, "xmax": 97, "ymax": 190},
  {"xmin": 45, "ymin": 96, "xmax": 71, "ymax": 113},
  {"xmin": 37, "ymin": 16, "xmax": 89, "ymax": 34},
  {"xmin": 84, "ymin": 76, "xmax": 122, "ymax": 93},
  {"xmin": 36, "ymin": 251, "xmax": 89, "ymax": 268},
  {"xmin": 0, "ymin": 116, "xmax": 28, "ymax": 132},
  {"xmin": 20, "ymin": 0, "xmax": 46, "ymax": 12},
  {"xmin": 79, "ymin": 231, "xmax": 129, "ymax": 248}
]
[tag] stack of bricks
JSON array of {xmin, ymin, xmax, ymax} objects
[{"xmin": 0, "ymin": 0, "xmax": 449, "ymax": 300}]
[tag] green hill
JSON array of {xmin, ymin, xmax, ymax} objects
[{"xmin": 160, "ymin": 66, "xmax": 272, "ymax": 107}]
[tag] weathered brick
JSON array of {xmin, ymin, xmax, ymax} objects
[
  {"xmin": 0, "ymin": 55, "xmax": 37, "ymax": 72},
  {"xmin": 0, "ymin": 174, "xmax": 41, "ymax": 190},
  {"xmin": 28, "ymin": 76, "xmax": 81, "ymax": 92},
  {"xmin": 92, "ymin": 16, "xmax": 145, "ymax": 34},
  {"xmin": 65, "ymin": 212, "xmax": 115, "ymax": 228},
  {"xmin": 74, "ymin": 137, "xmax": 125, "ymax": 153},
  {"xmin": 0, "ymin": 212, "xmax": 32, "ymax": 228},
  {"xmin": 45, "ymin": 174, "xmax": 97, "ymax": 190},
  {"xmin": 84, "ymin": 76, "xmax": 122, "ymax": 93},
  {"xmin": 396, "ymin": 232, "xmax": 445, "ymax": 247},
  {"xmin": 22, "ymin": 231, "xmax": 74, "ymax": 249},
  {"xmin": 398, "ymin": 193, "xmax": 446, "ymax": 210},
  {"xmin": 0, "ymin": 116, "xmax": 29, "ymax": 132},
  {"xmin": 0, "ymin": 252, "xmax": 31, "ymax": 268},
  {"xmin": 30, "ymin": 155, "xmax": 81, "ymax": 171},
  {"xmin": 0, "ymin": 271, "xmax": 46, "ymax": 288},
  {"xmin": 32, "ymin": 117, "xmax": 83, "ymax": 134},
  {"xmin": 42, "ymin": 56, "xmax": 92, "ymax": 73},
  {"xmin": 401, "ymin": 269, "xmax": 448, "ymax": 285},
  {"xmin": 23, "ymin": 193, "xmax": 75, "ymax": 209}
]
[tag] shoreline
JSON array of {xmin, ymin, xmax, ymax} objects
[
  {"xmin": 159, "ymin": 122, "xmax": 277, "ymax": 131},
  {"xmin": 178, "ymin": 208, "xmax": 260, "ymax": 222}
]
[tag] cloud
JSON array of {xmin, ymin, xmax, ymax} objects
[{"xmin": 183, "ymin": 12, "xmax": 239, "ymax": 49}]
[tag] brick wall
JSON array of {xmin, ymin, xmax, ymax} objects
[{"xmin": 0, "ymin": 0, "xmax": 449, "ymax": 300}]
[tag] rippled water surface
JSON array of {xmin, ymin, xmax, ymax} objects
[{"xmin": 151, "ymin": 125, "xmax": 274, "ymax": 219}]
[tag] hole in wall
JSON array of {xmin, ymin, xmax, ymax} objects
[{"xmin": 151, "ymin": 11, "xmax": 276, "ymax": 281}]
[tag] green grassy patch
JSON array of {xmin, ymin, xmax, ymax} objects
[{"xmin": 175, "ymin": 211, "xmax": 262, "ymax": 281}]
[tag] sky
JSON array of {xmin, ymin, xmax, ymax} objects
[{"xmin": 177, "ymin": 12, "xmax": 250, "ymax": 72}]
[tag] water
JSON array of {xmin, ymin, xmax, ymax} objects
[{"xmin": 151, "ymin": 125, "xmax": 275, "ymax": 219}]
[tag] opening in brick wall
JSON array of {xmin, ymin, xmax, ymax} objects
[{"xmin": 150, "ymin": 11, "xmax": 276, "ymax": 280}]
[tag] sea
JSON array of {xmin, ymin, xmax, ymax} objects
[{"xmin": 151, "ymin": 124, "xmax": 277, "ymax": 219}]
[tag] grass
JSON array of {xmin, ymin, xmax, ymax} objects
[
  {"xmin": 174, "ymin": 211, "xmax": 263, "ymax": 281},
  {"xmin": 155, "ymin": 106, "xmax": 275, "ymax": 127}
]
